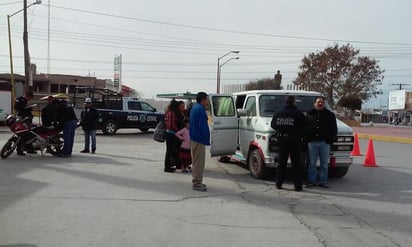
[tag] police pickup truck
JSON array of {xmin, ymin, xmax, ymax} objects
[{"xmin": 94, "ymin": 97, "xmax": 164, "ymax": 135}]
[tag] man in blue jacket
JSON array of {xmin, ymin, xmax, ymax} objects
[{"xmin": 190, "ymin": 92, "xmax": 210, "ymax": 192}]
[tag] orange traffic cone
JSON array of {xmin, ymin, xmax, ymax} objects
[
  {"xmin": 363, "ymin": 139, "xmax": 377, "ymax": 167},
  {"xmin": 351, "ymin": 133, "xmax": 361, "ymax": 156}
]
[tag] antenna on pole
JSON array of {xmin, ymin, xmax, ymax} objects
[{"xmin": 391, "ymin": 83, "xmax": 410, "ymax": 90}]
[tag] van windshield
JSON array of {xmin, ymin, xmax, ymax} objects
[{"xmin": 259, "ymin": 95, "xmax": 331, "ymax": 117}]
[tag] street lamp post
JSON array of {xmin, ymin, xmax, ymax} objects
[
  {"xmin": 219, "ymin": 57, "xmax": 240, "ymax": 93},
  {"xmin": 7, "ymin": 0, "xmax": 41, "ymax": 114},
  {"xmin": 216, "ymin": 50, "xmax": 239, "ymax": 94}
]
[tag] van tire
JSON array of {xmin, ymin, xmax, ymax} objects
[
  {"xmin": 248, "ymin": 149, "xmax": 272, "ymax": 179},
  {"xmin": 102, "ymin": 120, "xmax": 118, "ymax": 135},
  {"xmin": 329, "ymin": 167, "xmax": 349, "ymax": 178}
]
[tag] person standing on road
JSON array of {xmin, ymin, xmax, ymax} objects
[
  {"xmin": 41, "ymin": 96, "xmax": 56, "ymax": 127},
  {"xmin": 271, "ymin": 95, "xmax": 306, "ymax": 191},
  {"xmin": 15, "ymin": 91, "xmax": 34, "ymax": 121},
  {"xmin": 80, "ymin": 98, "xmax": 99, "ymax": 154},
  {"xmin": 189, "ymin": 92, "xmax": 210, "ymax": 192},
  {"xmin": 15, "ymin": 91, "xmax": 35, "ymax": 155},
  {"xmin": 177, "ymin": 100, "xmax": 187, "ymax": 130},
  {"xmin": 164, "ymin": 100, "xmax": 180, "ymax": 172},
  {"xmin": 306, "ymin": 96, "xmax": 337, "ymax": 188},
  {"xmin": 57, "ymin": 100, "xmax": 78, "ymax": 158}
]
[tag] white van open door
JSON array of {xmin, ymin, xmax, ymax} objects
[{"xmin": 209, "ymin": 94, "xmax": 238, "ymax": 157}]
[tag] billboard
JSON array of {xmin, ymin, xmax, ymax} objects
[
  {"xmin": 388, "ymin": 90, "xmax": 406, "ymax": 110},
  {"xmin": 114, "ymin": 55, "xmax": 122, "ymax": 93}
]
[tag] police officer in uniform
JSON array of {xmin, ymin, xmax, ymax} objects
[
  {"xmin": 14, "ymin": 92, "xmax": 35, "ymax": 155},
  {"xmin": 15, "ymin": 92, "xmax": 34, "ymax": 121},
  {"xmin": 271, "ymin": 95, "xmax": 306, "ymax": 191}
]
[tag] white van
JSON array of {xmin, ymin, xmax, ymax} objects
[{"xmin": 208, "ymin": 90, "xmax": 354, "ymax": 179}]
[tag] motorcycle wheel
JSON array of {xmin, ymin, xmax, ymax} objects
[
  {"xmin": 47, "ymin": 134, "xmax": 64, "ymax": 156},
  {"xmin": 1, "ymin": 136, "xmax": 19, "ymax": 159}
]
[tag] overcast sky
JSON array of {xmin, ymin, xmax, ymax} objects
[{"xmin": 1, "ymin": 0, "xmax": 411, "ymax": 107}]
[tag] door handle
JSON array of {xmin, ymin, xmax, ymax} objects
[{"xmin": 214, "ymin": 121, "xmax": 222, "ymax": 125}]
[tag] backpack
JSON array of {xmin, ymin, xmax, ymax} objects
[{"xmin": 153, "ymin": 118, "xmax": 166, "ymax": 142}]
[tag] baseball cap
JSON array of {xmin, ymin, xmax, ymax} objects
[{"xmin": 85, "ymin": 98, "xmax": 92, "ymax": 103}]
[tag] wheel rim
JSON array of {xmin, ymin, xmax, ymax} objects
[
  {"xmin": 48, "ymin": 135, "xmax": 64, "ymax": 154},
  {"xmin": 1, "ymin": 138, "xmax": 17, "ymax": 158},
  {"xmin": 250, "ymin": 153, "xmax": 259, "ymax": 174},
  {"xmin": 106, "ymin": 123, "xmax": 116, "ymax": 133}
]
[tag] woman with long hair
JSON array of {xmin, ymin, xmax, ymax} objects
[{"xmin": 164, "ymin": 100, "xmax": 180, "ymax": 172}]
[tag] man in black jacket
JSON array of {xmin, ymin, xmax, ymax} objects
[
  {"xmin": 306, "ymin": 97, "xmax": 337, "ymax": 188},
  {"xmin": 271, "ymin": 96, "xmax": 306, "ymax": 191},
  {"xmin": 57, "ymin": 100, "xmax": 78, "ymax": 158},
  {"xmin": 80, "ymin": 98, "xmax": 99, "ymax": 154},
  {"xmin": 41, "ymin": 96, "xmax": 56, "ymax": 127}
]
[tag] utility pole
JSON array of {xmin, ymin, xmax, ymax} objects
[
  {"xmin": 391, "ymin": 83, "xmax": 410, "ymax": 90},
  {"xmin": 47, "ymin": 0, "xmax": 50, "ymax": 74},
  {"xmin": 23, "ymin": 0, "xmax": 30, "ymax": 93}
]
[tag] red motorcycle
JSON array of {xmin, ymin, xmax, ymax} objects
[{"xmin": 1, "ymin": 115, "xmax": 64, "ymax": 159}]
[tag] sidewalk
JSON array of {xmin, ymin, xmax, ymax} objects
[{"xmin": 352, "ymin": 125, "xmax": 412, "ymax": 144}]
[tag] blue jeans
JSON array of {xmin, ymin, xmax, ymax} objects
[
  {"xmin": 62, "ymin": 120, "xmax": 77, "ymax": 156},
  {"xmin": 308, "ymin": 141, "xmax": 330, "ymax": 184},
  {"xmin": 84, "ymin": 130, "xmax": 97, "ymax": 151}
]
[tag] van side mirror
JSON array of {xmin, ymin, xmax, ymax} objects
[
  {"xmin": 153, "ymin": 108, "xmax": 157, "ymax": 112},
  {"xmin": 237, "ymin": 109, "xmax": 247, "ymax": 117}
]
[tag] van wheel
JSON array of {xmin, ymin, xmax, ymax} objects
[
  {"xmin": 102, "ymin": 121, "xmax": 118, "ymax": 135},
  {"xmin": 329, "ymin": 167, "xmax": 349, "ymax": 178},
  {"xmin": 248, "ymin": 149, "xmax": 272, "ymax": 179}
]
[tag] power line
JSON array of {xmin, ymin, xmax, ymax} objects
[
  {"xmin": 4, "ymin": 27, "xmax": 409, "ymax": 58},
  {"xmin": 0, "ymin": 54, "xmax": 297, "ymax": 66},
  {"xmin": 391, "ymin": 83, "xmax": 410, "ymax": 90},
  {"xmin": 94, "ymin": 76, "xmax": 296, "ymax": 81},
  {"xmin": 45, "ymin": 4, "xmax": 412, "ymax": 46},
  {"xmin": 4, "ymin": 22, "xmax": 412, "ymax": 54},
  {"xmin": 0, "ymin": 1, "xmax": 20, "ymax": 6}
]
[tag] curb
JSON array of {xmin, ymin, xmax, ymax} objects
[{"xmin": 357, "ymin": 133, "xmax": 412, "ymax": 144}]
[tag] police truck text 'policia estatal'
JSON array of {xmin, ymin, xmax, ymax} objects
[{"xmin": 276, "ymin": 117, "xmax": 294, "ymax": 126}]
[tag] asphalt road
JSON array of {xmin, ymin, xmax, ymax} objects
[{"xmin": 0, "ymin": 129, "xmax": 411, "ymax": 247}]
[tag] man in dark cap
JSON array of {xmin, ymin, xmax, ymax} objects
[
  {"xmin": 271, "ymin": 95, "xmax": 306, "ymax": 191},
  {"xmin": 189, "ymin": 92, "xmax": 210, "ymax": 192},
  {"xmin": 80, "ymin": 98, "xmax": 99, "ymax": 154}
]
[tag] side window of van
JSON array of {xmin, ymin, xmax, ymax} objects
[
  {"xmin": 212, "ymin": 96, "xmax": 236, "ymax": 117},
  {"xmin": 244, "ymin": 96, "xmax": 256, "ymax": 116},
  {"xmin": 259, "ymin": 95, "xmax": 283, "ymax": 117},
  {"xmin": 235, "ymin": 94, "xmax": 246, "ymax": 109}
]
